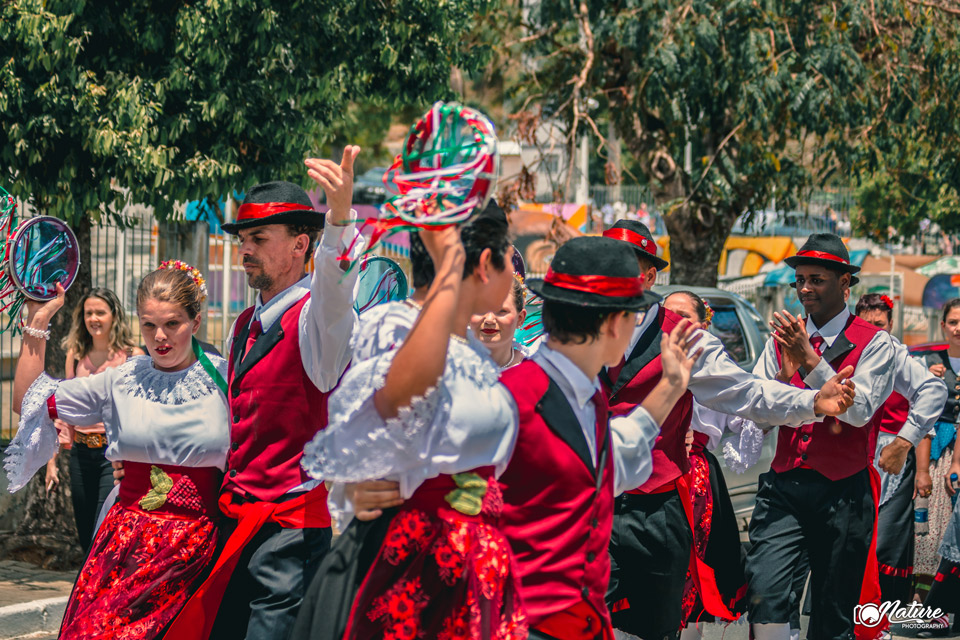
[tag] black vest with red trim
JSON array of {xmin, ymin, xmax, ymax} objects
[
  {"xmin": 225, "ymin": 296, "xmax": 331, "ymax": 505},
  {"xmin": 499, "ymin": 359, "xmax": 615, "ymax": 632},
  {"xmin": 605, "ymin": 306, "xmax": 694, "ymax": 493},
  {"xmin": 772, "ymin": 314, "xmax": 883, "ymax": 480}
]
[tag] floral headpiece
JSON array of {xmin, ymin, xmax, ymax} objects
[
  {"xmin": 702, "ymin": 298, "xmax": 714, "ymax": 326},
  {"xmin": 159, "ymin": 260, "xmax": 208, "ymax": 301},
  {"xmin": 880, "ymin": 294, "xmax": 894, "ymax": 310}
]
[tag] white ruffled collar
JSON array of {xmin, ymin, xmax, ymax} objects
[{"xmin": 118, "ymin": 355, "xmax": 227, "ymax": 405}]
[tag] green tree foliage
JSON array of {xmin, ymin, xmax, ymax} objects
[
  {"xmin": 0, "ymin": 0, "xmax": 490, "ymax": 225},
  {"xmin": 508, "ymin": 0, "xmax": 960, "ymax": 285},
  {"xmin": 0, "ymin": 0, "xmax": 491, "ymax": 565}
]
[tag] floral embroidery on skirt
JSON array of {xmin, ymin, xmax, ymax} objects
[
  {"xmin": 344, "ymin": 478, "xmax": 526, "ymax": 640},
  {"xmin": 59, "ymin": 504, "xmax": 217, "ymax": 639}
]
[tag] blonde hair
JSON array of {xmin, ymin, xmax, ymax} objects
[
  {"xmin": 62, "ymin": 288, "xmax": 137, "ymax": 360},
  {"xmin": 136, "ymin": 266, "xmax": 205, "ymax": 319}
]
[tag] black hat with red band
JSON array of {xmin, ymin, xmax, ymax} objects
[
  {"xmin": 784, "ymin": 233, "xmax": 860, "ymax": 286},
  {"xmin": 602, "ymin": 220, "xmax": 668, "ymax": 271},
  {"xmin": 527, "ymin": 236, "xmax": 661, "ymax": 311},
  {"xmin": 222, "ymin": 181, "xmax": 324, "ymax": 235}
]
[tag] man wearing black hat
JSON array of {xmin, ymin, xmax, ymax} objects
[
  {"xmin": 498, "ymin": 235, "xmax": 701, "ymax": 640},
  {"xmin": 601, "ymin": 223, "xmax": 860, "ymax": 640},
  {"xmin": 745, "ymin": 233, "xmax": 902, "ymax": 640},
  {"xmin": 171, "ymin": 148, "xmax": 367, "ymax": 640}
]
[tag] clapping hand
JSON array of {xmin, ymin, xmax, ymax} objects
[{"xmin": 771, "ymin": 310, "xmax": 819, "ymax": 371}]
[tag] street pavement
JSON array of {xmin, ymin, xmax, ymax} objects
[
  {"xmin": 0, "ymin": 558, "xmax": 956, "ymax": 640},
  {"xmin": 0, "ymin": 561, "xmax": 74, "ymax": 640}
]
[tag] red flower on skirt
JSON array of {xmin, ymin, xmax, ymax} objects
[
  {"xmin": 59, "ymin": 503, "xmax": 216, "ymax": 640},
  {"xmin": 383, "ymin": 509, "xmax": 434, "ymax": 565},
  {"xmin": 344, "ymin": 502, "xmax": 527, "ymax": 640}
]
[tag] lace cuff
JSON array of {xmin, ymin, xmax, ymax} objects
[
  {"xmin": 301, "ymin": 349, "xmax": 447, "ymax": 483},
  {"xmin": 874, "ymin": 432, "xmax": 906, "ymax": 507},
  {"xmin": 4, "ymin": 374, "xmax": 60, "ymax": 492},
  {"xmin": 722, "ymin": 422, "xmax": 765, "ymax": 474},
  {"xmin": 326, "ymin": 482, "xmax": 356, "ymax": 532}
]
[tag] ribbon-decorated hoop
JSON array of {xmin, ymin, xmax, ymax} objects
[
  {"xmin": 339, "ymin": 102, "xmax": 500, "ymax": 267},
  {"xmin": 382, "ymin": 101, "xmax": 499, "ymax": 227},
  {"xmin": 0, "ymin": 188, "xmax": 82, "ymax": 332}
]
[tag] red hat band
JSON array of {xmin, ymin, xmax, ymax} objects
[
  {"xmin": 795, "ymin": 249, "xmax": 849, "ymax": 265},
  {"xmin": 236, "ymin": 202, "xmax": 314, "ymax": 223},
  {"xmin": 603, "ymin": 227, "xmax": 654, "ymax": 253},
  {"xmin": 544, "ymin": 268, "xmax": 644, "ymax": 297}
]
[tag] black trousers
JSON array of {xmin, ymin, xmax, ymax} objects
[
  {"xmin": 608, "ymin": 489, "xmax": 692, "ymax": 640},
  {"xmin": 746, "ymin": 468, "xmax": 874, "ymax": 640},
  {"xmin": 208, "ymin": 517, "xmax": 331, "ymax": 640},
  {"xmin": 68, "ymin": 442, "xmax": 114, "ymax": 552}
]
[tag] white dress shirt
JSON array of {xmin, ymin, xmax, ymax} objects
[
  {"xmin": 533, "ymin": 343, "xmax": 660, "ymax": 495},
  {"xmin": 753, "ymin": 307, "xmax": 897, "ymax": 430},
  {"xmin": 226, "ymin": 221, "xmax": 365, "ymax": 393},
  {"xmin": 626, "ymin": 303, "xmax": 821, "ymax": 428},
  {"xmin": 887, "ymin": 337, "xmax": 945, "ymax": 445}
]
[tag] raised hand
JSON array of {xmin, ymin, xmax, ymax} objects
[
  {"xmin": 305, "ymin": 145, "xmax": 361, "ymax": 226},
  {"xmin": 813, "ymin": 365, "xmax": 856, "ymax": 417},
  {"xmin": 24, "ymin": 282, "xmax": 66, "ymax": 328}
]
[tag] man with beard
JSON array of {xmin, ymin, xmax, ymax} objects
[{"xmin": 168, "ymin": 149, "xmax": 366, "ymax": 640}]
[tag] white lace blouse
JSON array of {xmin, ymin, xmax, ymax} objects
[
  {"xmin": 301, "ymin": 301, "xmax": 519, "ymax": 525},
  {"xmin": 5, "ymin": 355, "xmax": 230, "ymax": 492}
]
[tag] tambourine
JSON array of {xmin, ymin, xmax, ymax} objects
[
  {"xmin": 354, "ymin": 256, "xmax": 409, "ymax": 315},
  {"xmin": 381, "ymin": 101, "xmax": 499, "ymax": 227},
  {"xmin": 6, "ymin": 216, "xmax": 81, "ymax": 301}
]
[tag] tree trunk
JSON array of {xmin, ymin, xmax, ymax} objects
[
  {"xmin": 0, "ymin": 217, "xmax": 91, "ymax": 570},
  {"xmin": 662, "ymin": 206, "xmax": 731, "ymax": 287}
]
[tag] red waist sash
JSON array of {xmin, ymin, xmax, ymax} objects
[
  {"xmin": 535, "ymin": 600, "xmax": 610, "ymax": 640},
  {"xmin": 165, "ymin": 484, "xmax": 331, "ymax": 639}
]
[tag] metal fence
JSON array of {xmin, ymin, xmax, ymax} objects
[{"xmin": 0, "ymin": 203, "xmax": 256, "ymax": 441}]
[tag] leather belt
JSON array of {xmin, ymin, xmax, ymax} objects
[{"xmin": 74, "ymin": 432, "xmax": 107, "ymax": 449}]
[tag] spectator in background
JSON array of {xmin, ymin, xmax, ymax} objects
[{"xmin": 46, "ymin": 288, "xmax": 143, "ymax": 552}]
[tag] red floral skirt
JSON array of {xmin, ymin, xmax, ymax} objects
[
  {"xmin": 59, "ymin": 463, "xmax": 220, "ymax": 640},
  {"xmin": 343, "ymin": 472, "xmax": 527, "ymax": 640},
  {"xmin": 680, "ymin": 446, "xmax": 746, "ymax": 627}
]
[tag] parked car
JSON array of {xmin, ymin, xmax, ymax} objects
[
  {"xmin": 352, "ymin": 167, "xmax": 389, "ymax": 205},
  {"xmin": 652, "ymin": 285, "xmax": 774, "ymax": 533}
]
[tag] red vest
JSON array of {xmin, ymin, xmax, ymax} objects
[
  {"xmin": 772, "ymin": 315, "xmax": 883, "ymax": 481},
  {"xmin": 225, "ymin": 296, "xmax": 331, "ymax": 504},
  {"xmin": 499, "ymin": 360, "xmax": 615, "ymax": 633},
  {"xmin": 878, "ymin": 392, "xmax": 909, "ymax": 435},
  {"xmin": 605, "ymin": 307, "xmax": 693, "ymax": 493}
]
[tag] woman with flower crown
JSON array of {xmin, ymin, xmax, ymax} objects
[{"xmin": 5, "ymin": 260, "xmax": 229, "ymax": 640}]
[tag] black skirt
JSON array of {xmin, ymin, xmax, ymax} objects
[{"xmin": 288, "ymin": 509, "xmax": 396, "ymax": 640}]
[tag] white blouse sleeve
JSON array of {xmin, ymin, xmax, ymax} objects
[
  {"xmin": 302, "ymin": 347, "xmax": 449, "ymax": 484},
  {"xmin": 4, "ymin": 370, "xmax": 111, "ymax": 492}
]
